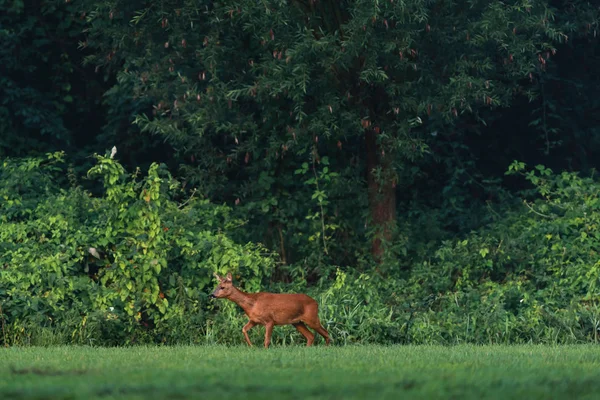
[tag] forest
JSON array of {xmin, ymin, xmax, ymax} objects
[{"xmin": 1, "ymin": 0, "xmax": 600, "ymax": 346}]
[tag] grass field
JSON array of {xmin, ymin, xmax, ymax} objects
[{"xmin": 1, "ymin": 345, "xmax": 600, "ymax": 399}]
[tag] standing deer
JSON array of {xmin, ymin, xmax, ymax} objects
[{"xmin": 210, "ymin": 272, "xmax": 330, "ymax": 348}]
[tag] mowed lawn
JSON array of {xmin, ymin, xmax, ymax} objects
[{"xmin": 1, "ymin": 345, "xmax": 600, "ymax": 399}]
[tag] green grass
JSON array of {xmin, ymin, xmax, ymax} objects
[{"xmin": 1, "ymin": 345, "xmax": 600, "ymax": 399}]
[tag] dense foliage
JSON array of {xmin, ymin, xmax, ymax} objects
[
  {"xmin": 0, "ymin": 153, "xmax": 271, "ymax": 344},
  {"xmin": 2, "ymin": 155, "xmax": 600, "ymax": 345},
  {"xmin": 0, "ymin": 0, "xmax": 599, "ymax": 346},
  {"xmin": 77, "ymin": 0, "xmax": 584, "ymax": 265}
]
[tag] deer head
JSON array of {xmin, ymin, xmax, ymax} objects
[{"xmin": 210, "ymin": 272, "xmax": 234, "ymax": 298}]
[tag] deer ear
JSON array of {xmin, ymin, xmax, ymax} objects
[{"xmin": 226, "ymin": 272, "xmax": 233, "ymax": 282}]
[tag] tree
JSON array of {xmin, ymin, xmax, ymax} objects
[
  {"xmin": 79, "ymin": 0, "xmax": 580, "ymax": 268},
  {"xmin": 0, "ymin": 0, "xmax": 105, "ymax": 157}
]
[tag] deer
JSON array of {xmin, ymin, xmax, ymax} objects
[{"xmin": 210, "ymin": 272, "xmax": 330, "ymax": 348}]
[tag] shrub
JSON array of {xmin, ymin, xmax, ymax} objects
[
  {"xmin": 2, "ymin": 155, "xmax": 600, "ymax": 346},
  {"xmin": 0, "ymin": 152, "xmax": 273, "ymax": 345},
  {"xmin": 400, "ymin": 162, "xmax": 600, "ymax": 344}
]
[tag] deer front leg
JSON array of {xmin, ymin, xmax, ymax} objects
[
  {"xmin": 264, "ymin": 322, "xmax": 274, "ymax": 349},
  {"xmin": 242, "ymin": 321, "xmax": 256, "ymax": 346}
]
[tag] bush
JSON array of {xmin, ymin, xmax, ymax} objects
[
  {"xmin": 2, "ymin": 155, "xmax": 600, "ymax": 346},
  {"xmin": 400, "ymin": 162, "xmax": 600, "ymax": 344},
  {"xmin": 0, "ymin": 152, "xmax": 273, "ymax": 345}
]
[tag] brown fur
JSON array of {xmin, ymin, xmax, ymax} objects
[{"xmin": 211, "ymin": 272, "xmax": 330, "ymax": 348}]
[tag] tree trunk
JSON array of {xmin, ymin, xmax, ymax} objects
[{"xmin": 365, "ymin": 128, "xmax": 396, "ymax": 262}]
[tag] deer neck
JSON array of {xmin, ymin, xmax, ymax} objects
[{"xmin": 226, "ymin": 286, "xmax": 255, "ymax": 314}]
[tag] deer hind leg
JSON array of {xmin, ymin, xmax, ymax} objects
[
  {"xmin": 306, "ymin": 320, "xmax": 330, "ymax": 345},
  {"xmin": 303, "ymin": 305, "xmax": 330, "ymax": 345},
  {"xmin": 303, "ymin": 312, "xmax": 330, "ymax": 345},
  {"xmin": 293, "ymin": 322, "xmax": 315, "ymax": 346},
  {"xmin": 264, "ymin": 322, "xmax": 274, "ymax": 349},
  {"xmin": 242, "ymin": 321, "xmax": 256, "ymax": 347}
]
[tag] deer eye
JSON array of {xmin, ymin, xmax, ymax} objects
[{"xmin": 220, "ymin": 286, "xmax": 225, "ymax": 290}]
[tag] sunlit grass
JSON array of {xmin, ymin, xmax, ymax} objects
[{"xmin": 1, "ymin": 345, "xmax": 599, "ymax": 399}]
